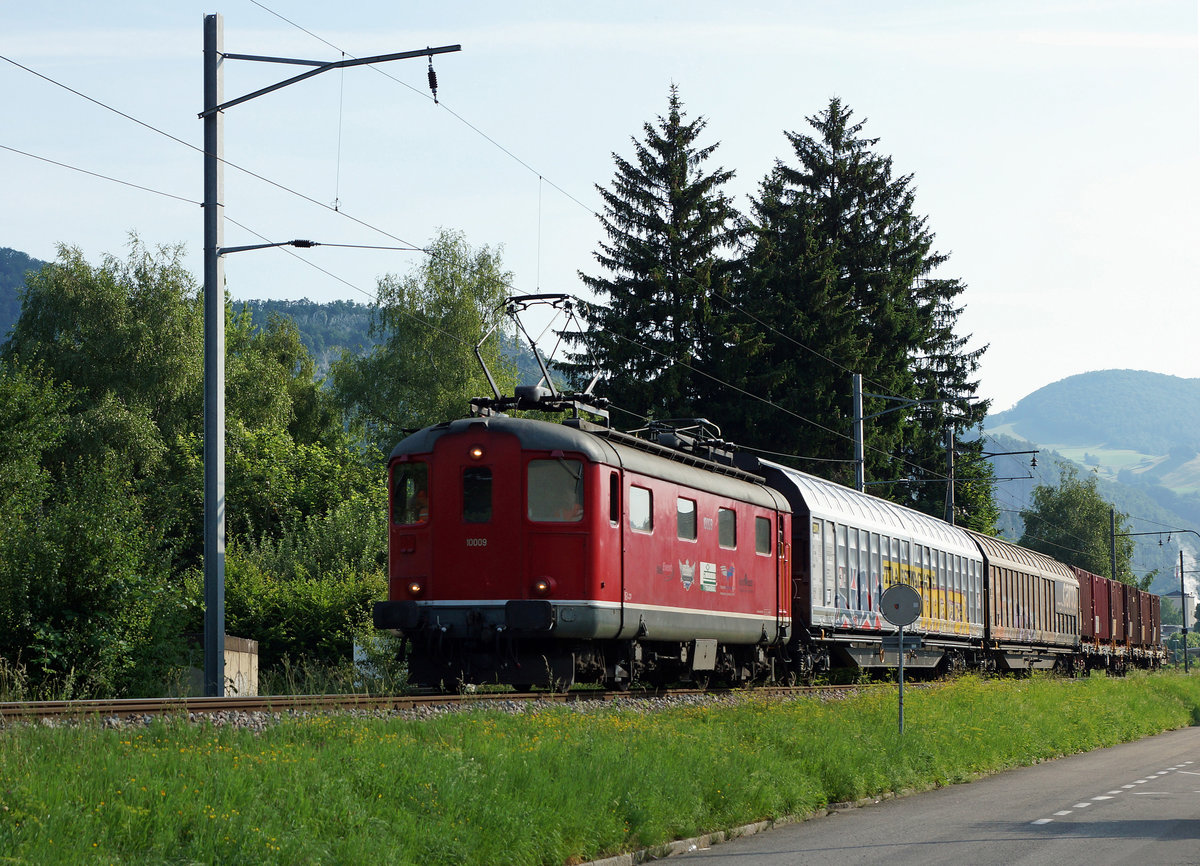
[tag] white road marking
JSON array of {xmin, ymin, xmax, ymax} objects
[
  {"xmin": 1179, "ymin": 771, "xmax": 1200, "ymax": 776},
  {"xmin": 1035, "ymin": 766, "xmax": 1189, "ymax": 830}
]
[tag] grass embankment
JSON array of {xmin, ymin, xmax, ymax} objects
[{"xmin": 2, "ymin": 673, "xmax": 1198, "ymax": 865}]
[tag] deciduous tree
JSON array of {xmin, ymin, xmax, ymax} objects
[
  {"xmin": 1019, "ymin": 463, "xmax": 1143, "ymax": 587},
  {"xmin": 332, "ymin": 228, "xmax": 516, "ymax": 450}
]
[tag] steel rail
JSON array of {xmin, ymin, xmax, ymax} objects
[{"xmin": 0, "ymin": 684, "xmax": 874, "ymax": 722}]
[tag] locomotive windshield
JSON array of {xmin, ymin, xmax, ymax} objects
[
  {"xmin": 527, "ymin": 459, "xmax": 584, "ymax": 522},
  {"xmin": 463, "ymin": 467, "xmax": 493, "ymax": 523},
  {"xmin": 392, "ymin": 462, "xmax": 429, "ymax": 525}
]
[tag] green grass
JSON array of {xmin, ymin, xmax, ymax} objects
[{"xmin": 2, "ymin": 673, "xmax": 1199, "ymax": 865}]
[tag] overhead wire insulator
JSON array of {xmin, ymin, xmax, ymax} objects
[{"xmin": 427, "ymin": 54, "xmax": 438, "ymax": 104}]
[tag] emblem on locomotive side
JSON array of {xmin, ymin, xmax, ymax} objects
[{"xmin": 679, "ymin": 560, "xmax": 695, "ymax": 591}]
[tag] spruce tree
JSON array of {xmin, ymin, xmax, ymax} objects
[
  {"xmin": 571, "ymin": 85, "xmax": 741, "ymax": 427},
  {"xmin": 726, "ymin": 98, "xmax": 991, "ymax": 522},
  {"xmin": 906, "ymin": 278, "xmax": 993, "ymax": 528}
]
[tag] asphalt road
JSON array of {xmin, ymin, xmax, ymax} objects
[{"xmin": 683, "ymin": 727, "xmax": 1200, "ymax": 865}]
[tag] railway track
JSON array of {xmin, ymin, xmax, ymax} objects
[{"xmin": 0, "ymin": 683, "xmax": 872, "ymax": 722}]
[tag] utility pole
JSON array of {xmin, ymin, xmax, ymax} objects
[
  {"xmin": 852, "ymin": 373, "xmax": 971, "ymax": 495},
  {"xmin": 1110, "ymin": 508, "xmax": 1117, "ymax": 582},
  {"xmin": 202, "ymin": 14, "xmax": 226, "ymax": 699},
  {"xmin": 944, "ymin": 446, "xmax": 1036, "ymax": 527},
  {"xmin": 1115, "ymin": 527, "xmax": 1200, "ymax": 672},
  {"xmin": 853, "ymin": 373, "xmax": 865, "ymax": 492},
  {"xmin": 943, "ymin": 427, "xmax": 955, "ymax": 523},
  {"xmin": 1182, "ymin": 549, "xmax": 1189, "ymax": 673},
  {"xmin": 199, "ymin": 12, "xmax": 459, "ymax": 695}
]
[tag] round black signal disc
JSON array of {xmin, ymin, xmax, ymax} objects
[{"xmin": 881, "ymin": 583, "xmax": 922, "ymax": 628}]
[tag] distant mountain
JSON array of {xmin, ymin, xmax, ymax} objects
[
  {"xmin": 236, "ymin": 297, "xmax": 549, "ymax": 384},
  {"xmin": 988, "ymin": 370, "xmax": 1200, "ymax": 456},
  {"xmin": 237, "ymin": 297, "xmax": 379, "ymax": 372},
  {"xmin": 985, "ymin": 370, "xmax": 1200, "ymax": 595},
  {"xmin": 0, "ymin": 247, "xmax": 47, "ymax": 343}
]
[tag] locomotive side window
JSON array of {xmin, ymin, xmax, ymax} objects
[
  {"xmin": 527, "ymin": 459, "xmax": 584, "ymax": 522},
  {"xmin": 677, "ymin": 498, "xmax": 697, "ymax": 541},
  {"xmin": 462, "ymin": 466, "xmax": 492, "ymax": 523},
  {"xmin": 609, "ymin": 472, "xmax": 620, "ymax": 525},
  {"xmin": 718, "ymin": 508, "xmax": 736, "ymax": 549},
  {"xmin": 392, "ymin": 462, "xmax": 430, "ymax": 525},
  {"xmin": 755, "ymin": 517, "xmax": 772, "ymax": 555},
  {"xmin": 629, "ymin": 486, "xmax": 653, "ymax": 533}
]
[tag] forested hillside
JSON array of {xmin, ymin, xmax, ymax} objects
[
  {"xmin": 238, "ymin": 298, "xmax": 545, "ymax": 384},
  {"xmin": 0, "ymin": 247, "xmax": 46, "ymax": 342},
  {"xmin": 237, "ymin": 298, "xmax": 377, "ymax": 372},
  {"xmin": 984, "ymin": 373, "xmax": 1200, "ymax": 595},
  {"xmin": 989, "ymin": 370, "xmax": 1200, "ymax": 455}
]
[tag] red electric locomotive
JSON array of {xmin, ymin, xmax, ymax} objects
[{"xmin": 373, "ymin": 408, "xmax": 792, "ymax": 689}]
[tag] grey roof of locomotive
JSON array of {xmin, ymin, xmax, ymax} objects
[{"xmin": 391, "ymin": 414, "xmax": 790, "ymax": 512}]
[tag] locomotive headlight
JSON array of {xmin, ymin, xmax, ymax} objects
[
  {"xmin": 468, "ymin": 445, "xmax": 485, "ymax": 460},
  {"xmin": 531, "ymin": 577, "xmax": 554, "ymax": 597},
  {"xmin": 406, "ymin": 580, "xmax": 425, "ymax": 598}
]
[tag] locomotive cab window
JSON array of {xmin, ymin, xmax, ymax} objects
[
  {"xmin": 462, "ymin": 466, "xmax": 492, "ymax": 523},
  {"xmin": 677, "ymin": 498, "xmax": 697, "ymax": 541},
  {"xmin": 718, "ymin": 508, "xmax": 736, "ymax": 549},
  {"xmin": 609, "ymin": 472, "xmax": 620, "ymax": 524},
  {"xmin": 629, "ymin": 486, "xmax": 653, "ymax": 533},
  {"xmin": 392, "ymin": 462, "xmax": 429, "ymax": 525},
  {"xmin": 755, "ymin": 516, "xmax": 772, "ymax": 555},
  {"xmin": 527, "ymin": 459, "xmax": 584, "ymax": 522}
]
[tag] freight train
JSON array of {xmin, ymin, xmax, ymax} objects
[{"xmin": 373, "ymin": 394, "xmax": 1164, "ymax": 689}]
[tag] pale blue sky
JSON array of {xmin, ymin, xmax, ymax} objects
[{"xmin": 3, "ymin": 1, "xmax": 1197, "ymax": 412}]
